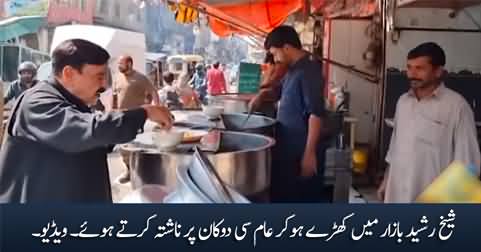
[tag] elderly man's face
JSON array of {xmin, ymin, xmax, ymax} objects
[{"xmin": 66, "ymin": 64, "xmax": 108, "ymax": 106}]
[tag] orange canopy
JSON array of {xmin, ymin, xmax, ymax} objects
[{"xmin": 187, "ymin": 0, "xmax": 305, "ymax": 37}]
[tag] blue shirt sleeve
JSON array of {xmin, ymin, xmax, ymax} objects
[{"xmin": 300, "ymin": 61, "xmax": 325, "ymax": 118}]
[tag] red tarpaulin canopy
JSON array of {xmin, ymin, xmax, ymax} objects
[
  {"xmin": 185, "ymin": 0, "xmax": 307, "ymax": 37},
  {"xmin": 180, "ymin": 0, "xmax": 376, "ymax": 37}
]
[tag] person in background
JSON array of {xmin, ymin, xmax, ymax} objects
[
  {"xmin": 190, "ymin": 63, "xmax": 207, "ymax": 103},
  {"xmin": 176, "ymin": 71, "xmax": 200, "ymax": 109},
  {"xmin": 114, "ymin": 55, "xmax": 160, "ymax": 110},
  {"xmin": 158, "ymin": 72, "xmax": 182, "ymax": 109},
  {"xmin": 4, "ymin": 61, "xmax": 38, "ymax": 105},
  {"xmin": 206, "ymin": 62, "xmax": 226, "ymax": 96},
  {"xmin": 249, "ymin": 25, "xmax": 327, "ymax": 202},
  {"xmin": 220, "ymin": 63, "xmax": 230, "ymax": 86},
  {"xmin": 113, "ymin": 55, "xmax": 161, "ymax": 184},
  {"xmin": 378, "ymin": 42, "xmax": 481, "ymax": 203},
  {"xmin": 0, "ymin": 39, "xmax": 173, "ymax": 203},
  {"xmin": 189, "ymin": 62, "xmax": 197, "ymax": 79}
]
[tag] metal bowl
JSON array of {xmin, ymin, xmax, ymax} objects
[
  {"xmin": 221, "ymin": 113, "xmax": 276, "ymax": 137},
  {"xmin": 151, "ymin": 129, "xmax": 184, "ymax": 151}
]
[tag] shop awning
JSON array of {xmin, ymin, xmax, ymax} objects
[
  {"xmin": 183, "ymin": 0, "xmax": 305, "ymax": 37},
  {"xmin": 172, "ymin": 0, "xmax": 378, "ymax": 37},
  {"xmin": 0, "ymin": 15, "xmax": 45, "ymax": 41},
  {"xmin": 313, "ymin": 0, "xmax": 378, "ymax": 18}
]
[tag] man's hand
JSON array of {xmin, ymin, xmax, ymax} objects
[
  {"xmin": 300, "ymin": 149, "xmax": 317, "ymax": 178},
  {"xmin": 248, "ymin": 95, "xmax": 262, "ymax": 113},
  {"xmin": 142, "ymin": 105, "xmax": 173, "ymax": 129},
  {"xmin": 248, "ymin": 89, "xmax": 268, "ymax": 113}
]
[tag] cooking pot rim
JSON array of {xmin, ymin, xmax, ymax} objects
[
  {"xmin": 221, "ymin": 113, "xmax": 277, "ymax": 126},
  {"xmin": 119, "ymin": 131, "xmax": 276, "ymax": 155}
]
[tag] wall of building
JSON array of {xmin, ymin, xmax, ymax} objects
[
  {"xmin": 386, "ymin": 5, "xmax": 481, "ymax": 72},
  {"xmin": 0, "ymin": 0, "xmax": 5, "ymax": 19},
  {"xmin": 47, "ymin": 0, "xmax": 96, "ymax": 25},
  {"xmin": 94, "ymin": 0, "xmax": 145, "ymax": 32},
  {"xmin": 325, "ymin": 4, "xmax": 481, "ymax": 147},
  {"xmin": 326, "ymin": 19, "xmax": 380, "ymax": 145}
]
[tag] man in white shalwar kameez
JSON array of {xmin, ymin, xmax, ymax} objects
[{"xmin": 378, "ymin": 42, "xmax": 480, "ymax": 203}]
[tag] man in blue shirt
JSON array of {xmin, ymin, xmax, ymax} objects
[{"xmin": 249, "ymin": 26, "xmax": 327, "ymax": 202}]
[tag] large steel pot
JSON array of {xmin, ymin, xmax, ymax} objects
[
  {"xmin": 221, "ymin": 113, "xmax": 276, "ymax": 137},
  {"xmin": 121, "ymin": 131, "xmax": 275, "ymax": 200}
]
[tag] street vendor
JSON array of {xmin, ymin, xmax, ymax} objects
[
  {"xmin": 0, "ymin": 39, "xmax": 173, "ymax": 203},
  {"xmin": 249, "ymin": 26, "xmax": 328, "ymax": 202},
  {"xmin": 378, "ymin": 42, "xmax": 480, "ymax": 203}
]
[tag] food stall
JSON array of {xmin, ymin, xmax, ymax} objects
[{"xmin": 120, "ymin": 0, "xmax": 371, "ymax": 204}]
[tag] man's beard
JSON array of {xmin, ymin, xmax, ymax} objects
[
  {"xmin": 119, "ymin": 66, "xmax": 130, "ymax": 73},
  {"xmin": 409, "ymin": 78, "xmax": 437, "ymax": 89},
  {"xmin": 20, "ymin": 78, "xmax": 33, "ymax": 85}
]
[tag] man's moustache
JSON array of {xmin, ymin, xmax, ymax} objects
[{"xmin": 96, "ymin": 87, "xmax": 106, "ymax": 94}]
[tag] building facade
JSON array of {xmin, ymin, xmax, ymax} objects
[
  {"xmin": 47, "ymin": 0, "xmax": 96, "ymax": 25},
  {"xmin": 94, "ymin": 0, "xmax": 145, "ymax": 32}
]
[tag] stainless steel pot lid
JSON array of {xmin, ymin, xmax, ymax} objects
[
  {"xmin": 188, "ymin": 146, "xmax": 234, "ymax": 203},
  {"xmin": 163, "ymin": 152, "xmax": 250, "ymax": 204},
  {"xmin": 172, "ymin": 161, "xmax": 215, "ymax": 203}
]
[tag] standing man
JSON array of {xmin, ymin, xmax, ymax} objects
[
  {"xmin": 114, "ymin": 55, "xmax": 160, "ymax": 110},
  {"xmin": 0, "ymin": 39, "xmax": 173, "ymax": 203},
  {"xmin": 190, "ymin": 63, "xmax": 207, "ymax": 103},
  {"xmin": 4, "ymin": 61, "xmax": 38, "ymax": 105},
  {"xmin": 378, "ymin": 42, "xmax": 480, "ymax": 203},
  {"xmin": 249, "ymin": 26, "xmax": 327, "ymax": 202},
  {"xmin": 113, "ymin": 55, "xmax": 161, "ymax": 184},
  {"xmin": 206, "ymin": 62, "xmax": 226, "ymax": 96}
]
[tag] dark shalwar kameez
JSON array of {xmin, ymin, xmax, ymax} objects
[
  {"xmin": 271, "ymin": 55, "xmax": 327, "ymax": 202},
  {"xmin": 0, "ymin": 79, "xmax": 147, "ymax": 203}
]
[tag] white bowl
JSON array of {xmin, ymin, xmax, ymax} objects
[
  {"xmin": 152, "ymin": 130, "xmax": 184, "ymax": 151},
  {"xmin": 202, "ymin": 105, "xmax": 224, "ymax": 119}
]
